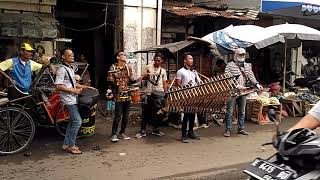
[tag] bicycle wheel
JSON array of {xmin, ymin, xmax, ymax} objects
[{"xmin": 0, "ymin": 107, "xmax": 35, "ymax": 155}]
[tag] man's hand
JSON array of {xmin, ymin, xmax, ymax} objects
[
  {"xmin": 73, "ymin": 88, "xmax": 82, "ymax": 95},
  {"xmin": 188, "ymin": 80, "xmax": 193, "ymax": 85},
  {"xmin": 87, "ymin": 86, "xmax": 96, "ymax": 90},
  {"xmin": 136, "ymin": 76, "xmax": 143, "ymax": 83},
  {"xmin": 256, "ymin": 84, "xmax": 263, "ymax": 90}
]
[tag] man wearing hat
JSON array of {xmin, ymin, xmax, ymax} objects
[
  {"xmin": 0, "ymin": 43, "xmax": 43, "ymax": 98},
  {"xmin": 224, "ymin": 48, "xmax": 263, "ymax": 137}
]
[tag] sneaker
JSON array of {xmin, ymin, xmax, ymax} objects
[
  {"xmin": 152, "ymin": 129, "xmax": 165, "ymax": 136},
  {"xmin": 188, "ymin": 131, "xmax": 200, "ymax": 140},
  {"xmin": 135, "ymin": 130, "xmax": 147, "ymax": 138},
  {"xmin": 111, "ymin": 135, "xmax": 119, "ymax": 142},
  {"xmin": 119, "ymin": 133, "xmax": 131, "ymax": 140},
  {"xmin": 200, "ymin": 124, "xmax": 209, "ymax": 128},
  {"xmin": 181, "ymin": 136, "xmax": 189, "ymax": 143},
  {"xmin": 224, "ymin": 130, "xmax": 231, "ymax": 137},
  {"xmin": 237, "ymin": 129, "xmax": 249, "ymax": 135}
]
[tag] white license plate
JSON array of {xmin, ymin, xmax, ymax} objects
[{"xmin": 243, "ymin": 158, "xmax": 294, "ymax": 180}]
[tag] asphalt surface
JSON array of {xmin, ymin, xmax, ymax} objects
[{"xmin": 0, "ymin": 103, "xmax": 300, "ymax": 180}]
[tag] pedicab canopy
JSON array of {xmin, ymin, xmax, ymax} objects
[{"xmin": 0, "ymin": 13, "xmax": 58, "ymax": 39}]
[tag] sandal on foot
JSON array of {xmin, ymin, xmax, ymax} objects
[
  {"xmin": 62, "ymin": 145, "xmax": 69, "ymax": 151},
  {"xmin": 67, "ymin": 146, "xmax": 82, "ymax": 154}
]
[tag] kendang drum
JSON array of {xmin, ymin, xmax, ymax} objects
[
  {"xmin": 149, "ymin": 91, "xmax": 166, "ymax": 123},
  {"xmin": 130, "ymin": 87, "xmax": 141, "ymax": 103},
  {"xmin": 78, "ymin": 88, "xmax": 99, "ymax": 137}
]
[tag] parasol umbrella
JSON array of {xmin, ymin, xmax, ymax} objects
[
  {"xmin": 201, "ymin": 25, "xmax": 285, "ymax": 51},
  {"xmin": 266, "ymin": 23, "xmax": 320, "ymax": 91}
]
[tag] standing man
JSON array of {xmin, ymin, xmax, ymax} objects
[
  {"xmin": 55, "ymin": 48, "xmax": 94, "ymax": 154},
  {"xmin": 135, "ymin": 52, "xmax": 168, "ymax": 138},
  {"xmin": 224, "ymin": 48, "xmax": 263, "ymax": 137},
  {"xmin": 0, "ymin": 43, "xmax": 43, "ymax": 99},
  {"xmin": 108, "ymin": 51, "xmax": 141, "ymax": 142},
  {"xmin": 175, "ymin": 52, "xmax": 201, "ymax": 143}
]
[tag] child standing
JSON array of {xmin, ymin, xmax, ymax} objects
[{"xmin": 106, "ymin": 86, "xmax": 114, "ymax": 116}]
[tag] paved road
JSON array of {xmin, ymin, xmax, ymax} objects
[{"xmin": 0, "ymin": 108, "xmax": 300, "ymax": 180}]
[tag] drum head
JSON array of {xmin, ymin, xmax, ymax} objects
[{"xmin": 79, "ymin": 88, "xmax": 99, "ymax": 97}]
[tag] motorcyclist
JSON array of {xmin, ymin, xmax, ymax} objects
[{"xmin": 288, "ymin": 100, "xmax": 320, "ymax": 131}]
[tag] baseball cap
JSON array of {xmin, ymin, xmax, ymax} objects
[
  {"xmin": 234, "ymin": 48, "xmax": 246, "ymax": 55},
  {"xmin": 20, "ymin": 43, "xmax": 35, "ymax": 51}
]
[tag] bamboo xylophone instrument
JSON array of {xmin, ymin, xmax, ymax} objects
[{"xmin": 161, "ymin": 73, "xmax": 248, "ymax": 114}]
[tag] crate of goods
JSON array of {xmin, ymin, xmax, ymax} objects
[{"xmin": 249, "ymin": 101, "xmax": 281, "ymax": 125}]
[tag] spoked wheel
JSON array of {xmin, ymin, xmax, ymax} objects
[
  {"xmin": 54, "ymin": 105, "xmax": 70, "ymax": 137},
  {"xmin": 0, "ymin": 107, "xmax": 35, "ymax": 155}
]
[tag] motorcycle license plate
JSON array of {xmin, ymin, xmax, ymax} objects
[{"xmin": 243, "ymin": 158, "xmax": 294, "ymax": 180}]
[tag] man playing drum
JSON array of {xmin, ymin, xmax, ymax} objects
[
  {"xmin": 135, "ymin": 53, "xmax": 168, "ymax": 138},
  {"xmin": 55, "ymin": 48, "xmax": 94, "ymax": 154}
]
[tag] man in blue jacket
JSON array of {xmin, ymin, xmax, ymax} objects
[{"xmin": 0, "ymin": 43, "xmax": 43, "ymax": 98}]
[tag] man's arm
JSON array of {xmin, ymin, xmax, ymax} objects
[
  {"xmin": 0, "ymin": 59, "xmax": 14, "ymax": 83},
  {"xmin": 55, "ymin": 67, "xmax": 81, "ymax": 94},
  {"xmin": 56, "ymin": 84, "xmax": 81, "ymax": 95},
  {"xmin": 162, "ymin": 69, "xmax": 168, "ymax": 92},
  {"xmin": 289, "ymin": 101, "xmax": 320, "ymax": 131},
  {"xmin": 288, "ymin": 114, "xmax": 320, "ymax": 131},
  {"xmin": 175, "ymin": 70, "xmax": 182, "ymax": 86}
]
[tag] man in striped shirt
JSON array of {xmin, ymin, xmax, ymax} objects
[{"xmin": 224, "ymin": 48, "xmax": 263, "ymax": 137}]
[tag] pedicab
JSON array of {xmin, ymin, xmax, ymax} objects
[{"xmin": 0, "ymin": 65, "xmax": 98, "ymax": 155}]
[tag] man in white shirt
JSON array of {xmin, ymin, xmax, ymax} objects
[
  {"xmin": 176, "ymin": 52, "xmax": 201, "ymax": 143},
  {"xmin": 136, "ymin": 53, "xmax": 168, "ymax": 138}
]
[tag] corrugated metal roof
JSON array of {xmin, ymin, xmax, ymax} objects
[
  {"xmin": 192, "ymin": 0, "xmax": 261, "ymax": 11},
  {"xmin": 163, "ymin": 6, "xmax": 259, "ymax": 20},
  {"xmin": 134, "ymin": 40, "xmax": 195, "ymax": 54}
]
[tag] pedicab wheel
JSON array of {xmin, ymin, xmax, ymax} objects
[
  {"xmin": 0, "ymin": 107, "xmax": 35, "ymax": 155},
  {"xmin": 54, "ymin": 105, "xmax": 80, "ymax": 138},
  {"xmin": 54, "ymin": 105, "xmax": 70, "ymax": 137}
]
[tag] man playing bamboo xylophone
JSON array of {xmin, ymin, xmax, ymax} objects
[
  {"xmin": 175, "ymin": 52, "xmax": 201, "ymax": 143},
  {"xmin": 224, "ymin": 48, "xmax": 263, "ymax": 137}
]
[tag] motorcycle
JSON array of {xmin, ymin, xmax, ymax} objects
[{"xmin": 243, "ymin": 119, "xmax": 320, "ymax": 180}]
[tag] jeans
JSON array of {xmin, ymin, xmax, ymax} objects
[
  {"xmin": 182, "ymin": 113, "xmax": 195, "ymax": 137},
  {"xmin": 112, "ymin": 101, "xmax": 130, "ymax": 135},
  {"xmin": 64, "ymin": 105, "xmax": 82, "ymax": 146},
  {"xmin": 141, "ymin": 95, "xmax": 159, "ymax": 131},
  {"xmin": 225, "ymin": 96, "xmax": 246, "ymax": 131}
]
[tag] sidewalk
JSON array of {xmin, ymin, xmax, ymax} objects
[{"xmin": 0, "ymin": 106, "xmax": 300, "ymax": 180}]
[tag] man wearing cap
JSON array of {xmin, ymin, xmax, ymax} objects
[
  {"xmin": 224, "ymin": 48, "xmax": 263, "ymax": 137},
  {"xmin": 0, "ymin": 43, "xmax": 43, "ymax": 98}
]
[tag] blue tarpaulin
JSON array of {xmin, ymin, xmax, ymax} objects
[{"xmin": 262, "ymin": 0, "xmax": 320, "ymax": 13}]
